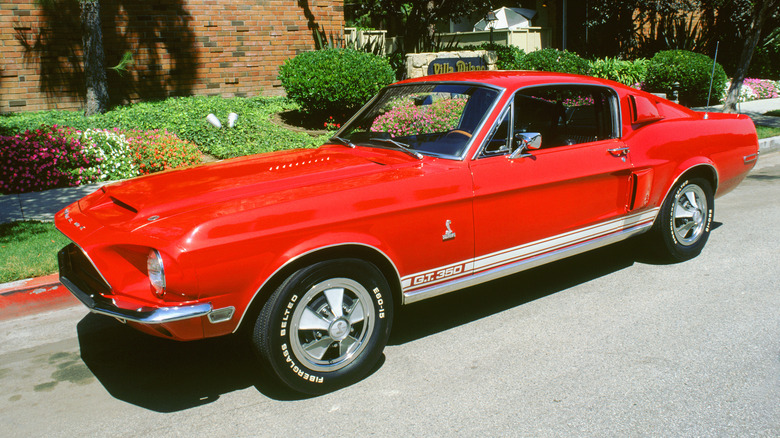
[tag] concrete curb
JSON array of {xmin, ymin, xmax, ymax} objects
[
  {"xmin": 0, "ymin": 274, "xmax": 78, "ymax": 321},
  {"xmin": 758, "ymin": 136, "xmax": 780, "ymax": 155}
]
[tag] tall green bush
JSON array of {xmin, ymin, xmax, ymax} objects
[
  {"xmin": 516, "ymin": 48, "xmax": 589, "ymax": 75},
  {"xmin": 279, "ymin": 48, "xmax": 395, "ymax": 116},
  {"xmin": 588, "ymin": 57, "xmax": 648, "ymax": 86},
  {"xmin": 644, "ymin": 50, "xmax": 727, "ymax": 107},
  {"xmin": 475, "ymin": 43, "xmax": 525, "ymax": 70}
]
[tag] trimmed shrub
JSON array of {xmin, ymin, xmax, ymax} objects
[
  {"xmin": 470, "ymin": 43, "xmax": 525, "ymax": 70},
  {"xmin": 588, "ymin": 57, "xmax": 649, "ymax": 86},
  {"xmin": 644, "ymin": 50, "xmax": 727, "ymax": 107},
  {"xmin": 516, "ymin": 48, "xmax": 589, "ymax": 75},
  {"xmin": 279, "ymin": 48, "xmax": 395, "ymax": 115}
]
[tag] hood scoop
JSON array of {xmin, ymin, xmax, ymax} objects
[{"xmin": 110, "ymin": 196, "xmax": 138, "ymax": 214}]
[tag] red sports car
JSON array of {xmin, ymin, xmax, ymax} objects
[{"xmin": 56, "ymin": 71, "xmax": 759, "ymax": 394}]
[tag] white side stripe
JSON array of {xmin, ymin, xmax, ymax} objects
[{"xmin": 401, "ymin": 208, "xmax": 659, "ymax": 292}]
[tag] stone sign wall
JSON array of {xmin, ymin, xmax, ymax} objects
[{"xmin": 406, "ymin": 50, "xmax": 497, "ymax": 79}]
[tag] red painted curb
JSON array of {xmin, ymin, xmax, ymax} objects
[{"xmin": 0, "ymin": 274, "xmax": 80, "ymax": 321}]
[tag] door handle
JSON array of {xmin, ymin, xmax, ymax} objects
[{"xmin": 607, "ymin": 146, "xmax": 630, "ymax": 156}]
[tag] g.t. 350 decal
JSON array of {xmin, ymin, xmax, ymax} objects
[{"xmin": 402, "ymin": 261, "xmax": 473, "ymax": 289}]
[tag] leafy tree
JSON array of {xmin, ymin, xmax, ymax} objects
[
  {"xmin": 348, "ymin": 0, "xmax": 493, "ymax": 52},
  {"xmin": 585, "ymin": 0, "xmax": 701, "ymax": 58},
  {"xmin": 722, "ymin": 0, "xmax": 779, "ymax": 112}
]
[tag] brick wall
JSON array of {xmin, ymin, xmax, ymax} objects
[{"xmin": 0, "ymin": 0, "xmax": 344, "ymax": 113}]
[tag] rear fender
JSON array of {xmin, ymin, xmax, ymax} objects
[{"xmin": 654, "ymin": 160, "xmax": 718, "ymax": 219}]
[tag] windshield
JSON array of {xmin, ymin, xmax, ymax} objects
[{"xmin": 337, "ymin": 83, "xmax": 501, "ymax": 158}]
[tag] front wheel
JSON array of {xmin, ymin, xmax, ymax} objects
[
  {"xmin": 253, "ymin": 259, "xmax": 393, "ymax": 394},
  {"xmin": 649, "ymin": 177, "xmax": 714, "ymax": 262}
]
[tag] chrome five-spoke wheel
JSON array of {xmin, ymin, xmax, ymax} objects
[
  {"xmin": 672, "ymin": 183, "xmax": 708, "ymax": 246},
  {"xmin": 253, "ymin": 259, "xmax": 393, "ymax": 394},
  {"xmin": 290, "ymin": 278, "xmax": 375, "ymax": 372},
  {"xmin": 650, "ymin": 177, "xmax": 714, "ymax": 262}
]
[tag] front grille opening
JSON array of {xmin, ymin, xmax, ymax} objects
[{"xmin": 59, "ymin": 243, "xmax": 111, "ymax": 296}]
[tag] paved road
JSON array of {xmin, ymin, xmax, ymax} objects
[{"xmin": 1, "ymin": 154, "xmax": 778, "ymax": 437}]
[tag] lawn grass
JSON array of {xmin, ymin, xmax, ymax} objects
[
  {"xmin": 765, "ymin": 109, "xmax": 780, "ymax": 117},
  {"xmin": 756, "ymin": 125, "xmax": 780, "ymax": 139},
  {"xmin": 0, "ymin": 221, "xmax": 70, "ymax": 283}
]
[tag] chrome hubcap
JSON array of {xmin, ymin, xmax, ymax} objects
[
  {"xmin": 290, "ymin": 278, "xmax": 374, "ymax": 372},
  {"xmin": 673, "ymin": 184, "xmax": 708, "ymax": 246}
]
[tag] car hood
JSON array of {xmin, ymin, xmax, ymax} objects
[{"xmin": 75, "ymin": 145, "xmax": 420, "ymax": 234}]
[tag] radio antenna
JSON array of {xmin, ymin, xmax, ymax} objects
[{"xmin": 704, "ymin": 41, "xmax": 720, "ymax": 120}]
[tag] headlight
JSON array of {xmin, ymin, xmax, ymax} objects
[{"xmin": 147, "ymin": 249, "xmax": 166, "ymax": 297}]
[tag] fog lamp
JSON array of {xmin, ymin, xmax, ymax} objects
[{"xmin": 147, "ymin": 249, "xmax": 166, "ymax": 297}]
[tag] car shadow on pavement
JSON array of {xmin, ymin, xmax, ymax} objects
[
  {"xmin": 75, "ymin": 233, "xmax": 687, "ymax": 411},
  {"xmin": 390, "ymin": 238, "xmax": 652, "ymax": 345},
  {"xmin": 76, "ymin": 315, "xmax": 314, "ymax": 411}
]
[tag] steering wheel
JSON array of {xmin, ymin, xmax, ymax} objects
[{"xmin": 444, "ymin": 129, "xmax": 472, "ymax": 139}]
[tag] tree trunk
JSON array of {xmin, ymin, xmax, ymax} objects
[
  {"xmin": 723, "ymin": 0, "xmax": 778, "ymax": 113},
  {"xmin": 80, "ymin": 0, "xmax": 108, "ymax": 116}
]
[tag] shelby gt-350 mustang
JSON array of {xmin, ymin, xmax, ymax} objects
[{"xmin": 56, "ymin": 71, "xmax": 759, "ymax": 394}]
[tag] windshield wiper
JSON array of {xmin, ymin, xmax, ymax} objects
[
  {"xmin": 330, "ymin": 136, "xmax": 356, "ymax": 148},
  {"xmin": 368, "ymin": 138, "xmax": 423, "ymax": 160}
]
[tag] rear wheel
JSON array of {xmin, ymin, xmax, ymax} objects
[
  {"xmin": 253, "ymin": 259, "xmax": 393, "ymax": 394},
  {"xmin": 650, "ymin": 177, "xmax": 714, "ymax": 262}
]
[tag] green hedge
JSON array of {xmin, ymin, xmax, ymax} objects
[
  {"xmin": 588, "ymin": 57, "xmax": 648, "ymax": 86},
  {"xmin": 644, "ymin": 50, "xmax": 727, "ymax": 106},
  {"xmin": 517, "ymin": 48, "xmax": 590, "ymax": 75},
  {"xmin": 469, "ymin": 43, "xmax": 525, "ymax": 70},
  {"xmin": 279, "ymin": 48, "xmax": 395, "ymax": 116}
]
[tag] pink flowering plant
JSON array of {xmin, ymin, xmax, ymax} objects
[
  {"xmin": 0, "ymin": 126, "xmax": 89, "ymax": 194},
  {"xmin": 370, "ymin": 96, "xmax": 468, "ymax": 137},
  {"xmin": 726, "ymin": 78, "xmax": 780, "ymax": 102}
]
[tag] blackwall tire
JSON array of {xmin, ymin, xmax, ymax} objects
[
  {"xmin": 651, "ymin": 177, "xmax": 714, "ymax": 262},
  {"xmin": 253, "ymin": 259, "xmax": 393, "ymax": 394}
]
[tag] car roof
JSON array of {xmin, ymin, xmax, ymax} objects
[{"xmin": 396, "ymin": 70, "xmax": 623, "ymax": 91}]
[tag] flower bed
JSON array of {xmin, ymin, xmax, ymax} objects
[
  {"xmin": 0, "ymin": 126, "xmax": 201, "ymax": 194},
  {"xmin": 0, "ymin": 126, "xmax": 85, "ymax": 194},
  {"xmin": 122, "ymin": 129, "xmax": 201, "ymax": 175},
  {"xmin": 727, "ymin": 78, "xmax": 780, "ymax": 102}
]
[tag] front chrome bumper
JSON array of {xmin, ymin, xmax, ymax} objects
[
  {"xmin": 60, "ymin": 276, "xmax": 212, "ymax": 324},
  {"xmin": 58, "ymin": 244, "xmax": 212, "ymax": 324}
]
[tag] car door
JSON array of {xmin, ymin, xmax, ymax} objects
[{"xmin": 469, "ymin": 84, "xmax": 636, "ymax": 276}]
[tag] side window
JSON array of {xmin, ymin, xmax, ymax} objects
[{"xmin": 514, "ymin": 85, "xmax": 618, "ymax": 149}]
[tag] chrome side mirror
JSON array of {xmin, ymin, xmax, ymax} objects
[{"xmin": 509, "ymin": 132, "xmax": 542, "ymax": 159}]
